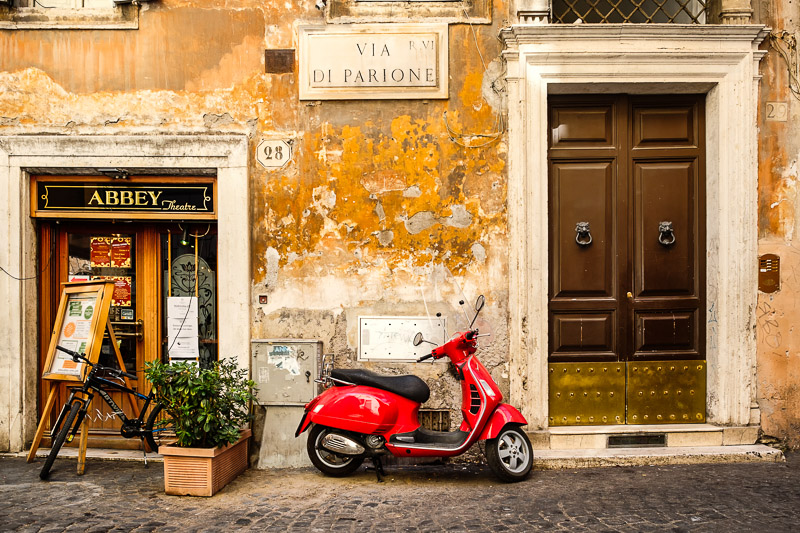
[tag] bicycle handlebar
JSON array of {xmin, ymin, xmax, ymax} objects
[
  {"xmin": 56, "ymin": 344, "xmax": 83, "ymax": 360},
  {"xmin": 56, "ymin": 345, "xmax": 137, "ymax": 381}
]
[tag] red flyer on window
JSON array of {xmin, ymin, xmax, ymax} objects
[
  {"xmin": 110, "ymin": 276, "xmax": 132, "ymax": 306},
  {"xmin": 90, "ymin": 237, "xmax": 112, "ymax": 267},
  {"xmin": 110, "ymin": 237, "xmax": 132, "ymax": 268}
]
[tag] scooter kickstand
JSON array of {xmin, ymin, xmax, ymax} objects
[
  {"xmin": 141, "ymin": 438, "xmax": 149, "ymax": 467},
  {"xmin": 368, "ymin": 456, "xmax": 386, "ymax": 483}
]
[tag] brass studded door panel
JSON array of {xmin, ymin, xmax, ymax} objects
[{"xmin": 548, "ymin": 95, "xmax": 706, "ymax": 426}]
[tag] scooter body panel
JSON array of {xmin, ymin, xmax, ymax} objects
[
  {"xmin": 458, "ymin": 355, "xmax": 503, "ymax": 433},
  {"xmin": 384, "ymin": 356, "xmax": 506, "ymax": 458},
  {"xmin": 301, "ymin": 384, "xmax": 421, "ymax": 436},
  {"xmin": 478, "ymin": 403, "xmax": 528, "ymax": 440}
]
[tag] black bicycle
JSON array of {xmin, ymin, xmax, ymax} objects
[{"xmin": 39, "ymin": 345, "xmax": 175, "ymax": 480}]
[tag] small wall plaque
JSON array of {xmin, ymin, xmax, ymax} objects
[{"xmin": 265, "ymin": 49, "xmax": 295, "ymax": 74}]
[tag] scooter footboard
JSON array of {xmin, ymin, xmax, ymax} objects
[{"xmin": 479, "ymin": 403, "xmax": 528, "ymax": 440}]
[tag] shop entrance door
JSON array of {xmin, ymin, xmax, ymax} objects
[
  {"xmin": 38, "ymin": 221, "xmax": 218, "ymax": 448},
  {"xmin": 547, "ymin": 94, "xmax": 707, "ymax": 426}
]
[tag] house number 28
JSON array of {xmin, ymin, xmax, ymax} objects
[{"xmin": 256, "ymin": 139, "xmax": 293, "ymax": 169}]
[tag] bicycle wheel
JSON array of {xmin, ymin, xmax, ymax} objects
[
  {"xmin": 144, "ymin": 403, "xmax": 176, "ymax": 452},
  {"xmin": 40, "ymin": 401, "xmax": 82, "ymax": 480}
]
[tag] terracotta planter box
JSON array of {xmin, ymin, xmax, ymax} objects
[{"xmin": 159, "ymin": 428, "xmax": 251, "ymax": 497}]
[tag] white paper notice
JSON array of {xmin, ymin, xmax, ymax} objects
[{"xmin": 167, "ymin": 296, "xmax": 199, "ymax": 361}]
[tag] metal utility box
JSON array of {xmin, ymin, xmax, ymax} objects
[{"xmin": 251, "ymin": 339, "xmax": 322, "ymax": 406}]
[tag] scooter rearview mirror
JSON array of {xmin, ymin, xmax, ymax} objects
[
  {"xmin": 469, "ymin": 295, "xmax": 486, "ymax": 328},
  {"xmin": 413, "ymin": 332, "xmax": 424, "ymax": 346}
]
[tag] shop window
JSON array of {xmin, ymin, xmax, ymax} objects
[
  {"xmin": 161, "ymin": 229, "xmax": 218, "ymax": 369},
  {"xmin": 326, "ymin": 0, "xmax": 490, "ymax": 24}
]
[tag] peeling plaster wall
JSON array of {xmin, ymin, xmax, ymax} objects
[
  {"xmin": 756, "ymin": 1, "xmax": 800, "ymax": 448},
  {"xmin": 0, "ymin": 0, "xmax": 512, "ymax": 459}
]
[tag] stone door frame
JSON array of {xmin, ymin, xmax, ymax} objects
[
  {"xmin": 501, "ymin": 24, "xmax": 768, "ymax": 430},
  {"xmin": 0, "ymin": 134, "xmax": 250, "ymax": 451}
]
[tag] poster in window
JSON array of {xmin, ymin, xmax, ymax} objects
[
  {"xmin": 91, "ymin": 276, "xmax": 133, "ymax": 306},
  {"xmin": 167, "ymin": 296, "xmax": 200, "ymax": 361},
  {"xmin": 111, "ymin": 276, "xmax": 132, "ymax": 306},
  {"xmin": 110, "ymin": 236, "xmax": 132, "ymax": 268},
  {"xmin": 90, "ymin": 237, "xmax": 112, "ymax": 267}
]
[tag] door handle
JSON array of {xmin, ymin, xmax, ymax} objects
[
  {"xmin": 575, "ymin": 221, "xmax": 592, "ymax": 246},
  {"xmin": 627, "ymin": 291, "xmax": 633, "ymax": 300},
  {"xmin": 658, "ymin": 221, "xmax": 676, "ymax": 246}
]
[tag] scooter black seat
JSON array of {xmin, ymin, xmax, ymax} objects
[{"xmin": 331, "ymin": 368, "xmax": 430, "ymax": 404}]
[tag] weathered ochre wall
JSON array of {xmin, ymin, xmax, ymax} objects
[
  {"xmin": 756, "ymin": 0, "xmax": 800, "ymax": 448},
  {"xmin": 0, "ymin": 0, "xmax": 512, "ymax": 445}
]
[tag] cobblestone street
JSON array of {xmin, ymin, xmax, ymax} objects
[{"xmin": 1, "ymin": 452, "xmax": 799, "ymax": 532}]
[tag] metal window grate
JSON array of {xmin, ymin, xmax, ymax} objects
[
  {"xmin": 608, "ymin": 434, "xmax": 666, "ymax": 448},
  {"xmin": 552, "ymin": 0, "xmax": 707, "ymax": 24},
  {"xmin": 419, "ymin": 409, "xmax": 451, "ymax": 431}
]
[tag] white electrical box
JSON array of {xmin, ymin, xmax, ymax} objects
[{"xmin": 358, "ymin": 316, "xmax": 446, "ymax": 362}]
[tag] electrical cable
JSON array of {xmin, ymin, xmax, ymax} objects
[
  {"xmin": 768, "ymin": 31, "xmax": 800, "ymax": 101},
  {"xmin": 166, "ymin": 235, "xmax": 201, "ymax": 360},
  {"xmin": 442, "ymin": 7, "xmax": 506, "ymax": 148},
  {"xmin": 0, "ymin": 235, "xmax": 56, "ymax": 281}
]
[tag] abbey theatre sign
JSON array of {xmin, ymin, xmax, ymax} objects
[
  {"xmin": 299, "ymin": 25, "xmax": 448, "ymax": 100},
  {"xmin": 33, "ymin": 181, "xmax": 215, "ymax": 220}
]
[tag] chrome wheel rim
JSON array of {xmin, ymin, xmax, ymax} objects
[{"xmin": 497, "ymin": 431, "xmax": 530, "ymax": 474}]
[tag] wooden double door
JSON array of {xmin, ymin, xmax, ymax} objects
[{"xmin": 547, "ymin": 95, "xmax": 706, "ymax": 426}]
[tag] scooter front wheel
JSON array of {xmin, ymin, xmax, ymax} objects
[
  {"xmin": 485, "ymin": 425, "xmax": 533, "ymax": 483},
  {"xmin": 307, "ymin": 425, "xmax": 365, "ymax": 477}
]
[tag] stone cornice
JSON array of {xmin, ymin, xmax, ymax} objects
[{"xmin": 500, "ymin": 24, "xmax": 768, "ymax": 47}]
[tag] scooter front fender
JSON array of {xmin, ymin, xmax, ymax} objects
[
  {"xmin": 296, "ymin": 385, "xmax": 419, "ymax": 437},
  {"xmin": 478, "ymin": 403, "xmax": 528, "ymax": 441}
]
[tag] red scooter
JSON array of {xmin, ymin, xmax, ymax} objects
[{"xmin": 296, "ymin": 296, "xmax": 533, "ymax": 482}]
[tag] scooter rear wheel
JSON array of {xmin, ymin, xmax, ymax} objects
[
  {"xmin": 485, "ymin": 425, "xmax": 533, "ymax": 483},
  {"xmin": 307, "ymin": 425, "xmax": 365, "ymax": 477}
]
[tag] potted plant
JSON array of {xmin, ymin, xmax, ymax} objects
[{"xmin": 144, "ymin": 358, "xmax": 257, "ymax": 496}]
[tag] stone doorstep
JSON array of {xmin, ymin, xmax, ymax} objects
[
  {"xmin": 524, "ymin": 424, "xmax": 784, "ymax": 467},
  {"xmin": 532, "ymin": 445, "xmax": 784, "ymax": 469},
  {"xmin": 533, "ymin": 424, "xmax": 760, "ymax": 450}
]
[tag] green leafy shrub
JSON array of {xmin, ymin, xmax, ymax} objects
[{"xmin": 144, "ymin": 359, "xmax": 258, "ymax": 448}]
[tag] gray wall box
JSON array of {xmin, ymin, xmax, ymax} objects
[
  {"xmin": 251, "ymin": 339, "xmax": 321, "ymax": 405},
  {"xmin": 251, "ymin": 339, "xmax": 322, "ymax": 469}
]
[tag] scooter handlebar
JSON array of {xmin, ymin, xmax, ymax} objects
[{"xmin": 416, "ymin": 353, "xmax": 434, "ymax": 362}]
